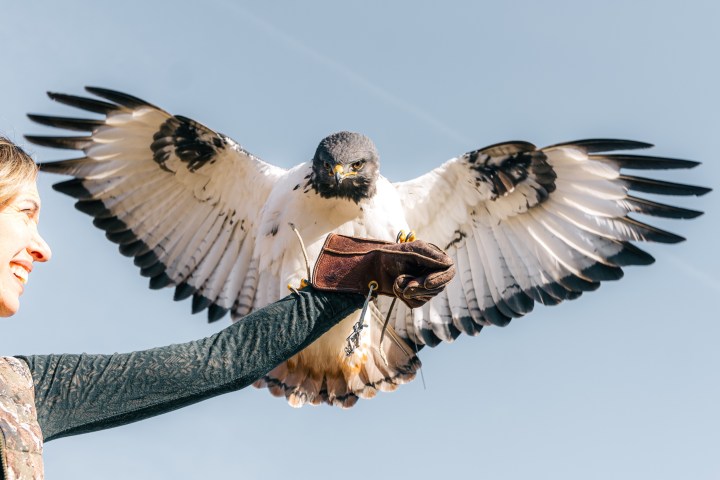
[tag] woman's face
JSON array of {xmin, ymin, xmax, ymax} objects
[{"xmin": 0, "ymin": 180, "xmax": 52, "ymax": 317}]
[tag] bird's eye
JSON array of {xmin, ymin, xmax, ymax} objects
[
  {"xmin": 351, "ymin": 160, "xmax": 365, "ymax": 171},
  {"xmin": 323, "ymin": 161, "xmax": 331, "ymax": 172}
]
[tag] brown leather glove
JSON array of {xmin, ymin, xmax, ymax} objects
[{"xmin": 311, "ymin": 233, "xmax": 456, "ymax": 308}]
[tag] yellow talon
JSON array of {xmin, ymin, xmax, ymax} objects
[
  {"xmin": 287, "ymin": 278, "xmax": 309, "ymax": 293},
  {"xmin": 396, "ymin": 230, "xmax": 416, "ymax": 243}
]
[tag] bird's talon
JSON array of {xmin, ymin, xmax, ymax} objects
[
  {"xmin": 287, "ymin": 278, "xmax": 309, "ymax": 293},
  {"xmin": 396, "ymin": 230, "xmax": 416, "ymax": 243}
]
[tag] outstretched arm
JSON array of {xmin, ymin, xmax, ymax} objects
[{"xmin": 19, "ymin": 289, "xmax": 363, "ymax": 442}]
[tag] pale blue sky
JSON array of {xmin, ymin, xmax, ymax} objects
[{"xmin": 1, "ymin": 1, "xmax": 719, "ymax": 479}]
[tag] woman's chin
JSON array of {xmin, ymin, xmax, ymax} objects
[{"xmin": 0, "ymin": 297, "xmax": 20, "ymax": 317}]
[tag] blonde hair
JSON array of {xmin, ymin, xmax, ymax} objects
[{"xmin": 0, "ymin": 136, "xmax": 38, "ymax": 208}]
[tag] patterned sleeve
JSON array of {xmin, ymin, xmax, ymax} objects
[{"xmin": 17, "ymin": 289, "xmax": 363, "ymax": 441}]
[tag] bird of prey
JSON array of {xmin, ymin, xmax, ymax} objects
[{"xmin": 26, "ymin": 87, "xmax": 710, "ymax": 408}]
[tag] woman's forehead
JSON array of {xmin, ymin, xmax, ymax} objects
[
  {"xmin": 15, "ymin": 181, "xmax": 41, "ymax": 202},
  {"xmin": 8, "ymin": 181, "xmax": 42, "ymax": 213}
]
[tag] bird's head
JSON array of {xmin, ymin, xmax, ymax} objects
[{"xmin": 310, "ymin": 131, "xmax": 379, "ymax": 202}]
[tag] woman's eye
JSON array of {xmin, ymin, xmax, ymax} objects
[{"xmin": 19, "ymin": 208, "xmax": 37, "ymax": 222}]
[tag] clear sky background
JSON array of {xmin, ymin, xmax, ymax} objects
[{"xmin": 1, "ymin": 1, "xmax": 719, "ymax": 479}]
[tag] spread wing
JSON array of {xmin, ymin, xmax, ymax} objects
[
  {"xmin": 27, "ymin": 87, "xmax": 286, "ymax": 322},
  {"xmin": 391, "ymin": 140, "xmax": 710, "ymax": 346}
]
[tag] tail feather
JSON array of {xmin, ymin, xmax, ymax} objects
[{"xmin": 254, "ymin": 302, "xmax": 421, "ymax": 408}]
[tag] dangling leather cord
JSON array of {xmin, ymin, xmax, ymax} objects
[
  {"xmin": 344, "ymin": 281, "xmax": 378, "ymax": 356},
  {"xmin": 378, "ymin": 297, "xmax": 396, "ymax": 366},
  {"xmin": 378, "ymin": 297, "xmax": 425, "ymax": 388}
]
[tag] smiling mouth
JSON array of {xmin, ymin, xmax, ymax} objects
[{"xmin": 10, "ymin": 264, "xmax": 29, "ymax": 284}]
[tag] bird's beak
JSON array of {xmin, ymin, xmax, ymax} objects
[{"xmin": 333, "ymin": 164, "xmax": 345, "ymax": 186}]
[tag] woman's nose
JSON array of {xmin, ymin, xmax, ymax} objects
[{"xmin": 29, "ymin": 228, "xmax": 52, "ymax": 262}]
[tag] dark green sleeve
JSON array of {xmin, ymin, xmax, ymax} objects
[{"xmin": 17, "ymin": 289, "xmax": 363, "ymax": 442}]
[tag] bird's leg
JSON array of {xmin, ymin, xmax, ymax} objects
[
  {"xmin": 396, "ymin": 229, "xmax": 416, "ymax": 243},
  {"xmin": 287, "ymin": 222, "xmax": 311, "ymax": 294}
]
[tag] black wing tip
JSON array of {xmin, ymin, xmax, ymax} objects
[
  {"xmin": 681, "ymin": 160, "xmax": 702, "ymax": 169},
  {"xmin": 693, "ymin": 185, "xmax": 712, "ymax": 196},
  {"xmin": 139, "ymin": 261, "xmax": 166, "ymax": 279},
  {"xmin": 456, "ymin": 315, "xmax": 484, "ymax": 336},
  {"xmin": 27, "ymin": 113, "xmax": 104, "ymax": 132},
  {"xmin": 419, "ymin": 328, "xmax": 443, "ymax": 347},
  {"xmin": 649, "ymin": 230, "xmax": 687, "ymax": 244},
  {"xmin": 45, "ymin": 90, "xmax": 118, "ymax": 114},
  {"xmin": 593, "ymin": 153, "xmax": 703, "ymax": 171},
  {"xmin": 482, "ymin": 305, "xmax": 513, "ymax": 327},
  {"xmin": 149, "ymin": 272, "xmax": 172, "ymax": 290},
  {"xmin": 105, "ymin": 228, "xmax": 139, "ymax": 246},
  {"xmin": 173, "ymin": 284, "xmax": 228, "ymax": 322},
  {"xmin": 191, "ymin": 293, "xmax": 213, "ymax": 314},
  {"xmin": 45, "ymin": 91, "xmax": 79, "ymax": 103},
  {"xmin": 527, "ymin": 286, "xmax": 562, "ymax": 306},
  {"xmin": 84, "ymin": 86, "xmax": 158, "ymax": 110},
  {"xmin": 46, "ymin": 91, "xmax": 63, "ymax": 100},
  {"xmin": 36, "ymin": 158, "xmax": 91, "ymax": 175},
  {"xmin": 559, "ymin": 275, "xmax": 601, "ymax": 293},
  {"xmin": 47, "ymin": 88, "xmax": 108, "ymax": 99},
  {"xmin": 174, "ymin": 283, "xmax": 195, "ymax": 301},
  {"xmin": 118, "ymin": 239, "xmax": 149, "ymax": 258},
  {"xmin": 207, "ymin": 304, "xmax": 230, "ymax": 323},
  {"xmin": 545, "ymin": 139, "xmax": 654, "ymax": 153},
  {"xmin": 610, "ymin": 243, "xmax": 656, "ymax": 266},
  {"xmin": 151, "ymin": 277, "xmax": 173, "ymax": 290},
  {"xmin": 499, "ymin": 290, "xmax": 535, "ymax": 317},
  {"xmin": 651, "ymin": 232, "xmax": 687, "ymax": 244},
  {"xmin": 71, "ymin": 199, "xmax": 107, "ymax": 217},
  {"xmin": 93, "ymin": 216, "xmax": 129, "ymax": 234},
  {"xmin": 622, "ymin": 175, "xmax": 713, "ymax": 197},
  {"xmin": 52, "ymin": 178, "xmax": 91, "ymax": 199},
  {"xmin": 622, "ymin": 217, "xmax": 687, "ymax": 244},
  {"xmin": 27, "ymin": 113, "xmax": 50, "ymax": 124},
  {"xmin": 24, "ymin": 134, "xmax": 87, "ymax": 150},
  {"xmin": 625, "ymin": 196, "xmax": 705, "ymax": 219},
  {"xmin": 581, "ymin": 263, "xmax": 625, "ymax": 282},
  {"xmin": 85, "ymin": 85, "xmax": 118, "ymax": 95},
  {"xmin": 134, "ymin": 250, "xmax": 160, "ymax": 268}
]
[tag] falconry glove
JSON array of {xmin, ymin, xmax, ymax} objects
[{"xmin": 311, "ymin": 233, "xmax": 456, "ymax": 308}]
